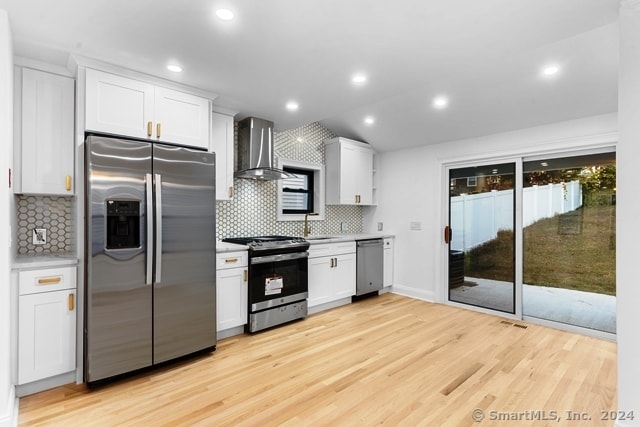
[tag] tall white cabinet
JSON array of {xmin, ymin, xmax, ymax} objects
[
  {"xmin": 85, "ymin": 68, "xmax": 211, "ymax": 150},
  {"xmin": 14, "ymin": 67, "xmax": 75, "ymax": 195},
  {"xmin": 325, "ymin": 137, "xmax": 374, "ymax": 205},
  {"xmin": 211, "ymin": 110, "xmax": 236, "ymax": 200}
]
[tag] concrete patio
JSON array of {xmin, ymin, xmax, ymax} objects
[{"xmin": 450, "ymin": 277, "xmax": 616, "ymax": 334}]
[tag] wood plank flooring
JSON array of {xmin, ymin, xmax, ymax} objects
[{"xmin": 18, "ymin": 293, "xmax": 617, "ymax": 426}]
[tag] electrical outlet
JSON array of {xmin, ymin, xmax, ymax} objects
[
  {"xmin": 33, "ymin": 228, "xmax": 47, "ymax": 245},
  {"xmin": 410, "ymin": 221, "xmax": 422, "ymax": 231},
  {"xmin": 377, "ymin": 222, "xmax": 383, "ymax": 231},
  {"xmin": 341, "ymin": 222, "xmax": 348, "ymax": 232}
]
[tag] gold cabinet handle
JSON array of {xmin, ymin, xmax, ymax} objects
[
  {"xmin": 65, "ymin": 175, "xmax": 72, "ymax": 191},
  {"xmin": 38, "ymin": 276, "xmax": 61, "ymax": 285},
  {"xmin": 68, "ymin": 293, "xmax": 75, "ymax": 311},
  {"xmin": 156, "ymin": 122, "xmax": 161, "ymax": 139},
  {"xmin": 225, "ymin": 258, "xmax": 238, "ymax": 264},
  {"xmin": 228, "ymin": 186, "xmax": 234, "ymax": 198},
  {"xmin": 243, "ymin": 270, "xmax": 248, "ymax": 282},
  {"xmin": 147, "ymin": 121, "xmax": 153, "ymax": 138}
]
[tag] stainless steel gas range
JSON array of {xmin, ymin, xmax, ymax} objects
[{"xmin": 222, "ymin": 236, "xmax": 310, "ymax": 332}]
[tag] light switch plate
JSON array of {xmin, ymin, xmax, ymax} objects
[
  {"xmin": 33, "ymin": 228, "xmax": 47, "ymax": 245},
  {"xmin": 410, "ymin": 222, "xmax": 422, "ymax": 231}
]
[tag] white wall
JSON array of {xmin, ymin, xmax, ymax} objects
[
  {"xmin": 364, "ymin": 112, "xmax": 617, "ymax": 303},
  {"xmin": 616, "ymin": 2, "xmax": 640, "ymax": 426},
  {"xmin": 0, "ymin": 9, "xmax": 15, "ymax": 427}
]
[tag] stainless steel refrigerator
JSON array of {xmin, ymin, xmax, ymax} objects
[{"xmin": 84, "ymin": 134, "xmax": 216, "ymax": 383}]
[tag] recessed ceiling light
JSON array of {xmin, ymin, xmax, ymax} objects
[
  {"xmin": 432, "ymin": 96, "xmax": 449, "ymax": 109},
  {"xmin": 542, "ymin": 65, "xmax": 560, "ymax": 76},
  {"xmin": 364, "ymin": 116, "xmax": 375, "ymax": 125},
  {"xmin": 352, "ymin": 74, "xmax": 367, "ymax": 84},
  {"xmin": 286, "ymin": 101, "xmax": 299, "ymax": 112},
  {"xmin": 216, "ymin": 9, "xmax": 234, "ymax": 20},
  {"xmin": 167, "ymin": 64, "xmax": 183, "ymax": 73}
]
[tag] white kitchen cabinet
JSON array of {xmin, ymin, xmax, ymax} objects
[
  {"xmin": 85, "ymin": 68, "xmax": 211, "ymax": 150},
  {"xmin": 308, "ymin": 241, "xmax": 356, "ymax": 308},
  {"xmin": 18, "ymin": 266, "xmax": 77, "ymax": 385},
  {"xmin": 216, "ymin": 251, "xmax": 248, "ymax": 332},
  {"xmin": 211, "ymin": 111, "xmax": 235, "ymax": 200},
  {"xmin": 325, "ymin": 137, "xmax": 374, "ymax": 205},
  {"xmin": 383, "ymin": 237, "xmax": 394, "ymax": 288},
  {"xmin": 14, "ymin": 67, "xmax": 75, "ymax": 195}
]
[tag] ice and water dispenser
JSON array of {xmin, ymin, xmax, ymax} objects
[{"xmin": 106, "ymin": 200, "xmax": 141, "ymax": 249}]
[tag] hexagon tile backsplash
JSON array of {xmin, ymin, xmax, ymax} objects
[
  {"xmin": 16, "ymin": 195, "xmax": 74, "ymax": 255},
  {"xmin": 215, "ymin": 121, "xmax": 364, "ymax": 240}
]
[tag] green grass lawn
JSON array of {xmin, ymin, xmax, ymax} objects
[{"xmin": 463, "ymin": 204, "xmax": 616, "ymax": 296}]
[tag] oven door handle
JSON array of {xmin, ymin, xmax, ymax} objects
[{"xmin": 251, "ymin": 252, "xmax": 309, "ymax": 265}]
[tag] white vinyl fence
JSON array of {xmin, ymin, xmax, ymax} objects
[{"xmin": 450, "ymin": 180, "xmax": 582, "ymax": 252}]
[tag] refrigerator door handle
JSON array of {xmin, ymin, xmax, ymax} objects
[
  {"xmin": 155, "ymin": 173, "xmax": 163, "ymax": 284},
  {"xmin": 145, "ymin": 173, "xmax": 153, "ymax": 285}
]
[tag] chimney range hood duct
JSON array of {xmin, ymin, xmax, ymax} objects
[{"xmin": 235, "ymin": 117, "xmax": 293, "ymax": 180}]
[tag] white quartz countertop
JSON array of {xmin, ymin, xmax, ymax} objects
[
  {"xmin": 305, "ymin": 233, "xmax": 393, "ymax": 245},
  {"xmin": 216, "ymin": 241, "xmax": 249, "ymax": 253},
  {"xmin": 13, "ymin": 254, "xmax": 79, "ymax": 269}
]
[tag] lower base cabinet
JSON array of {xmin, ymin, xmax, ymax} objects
[
  {"xmin": 308, "ymin": 242, "xmax": 356, "ymax": 308},
  {"xmin": 18, "ymin": 266, "xmax": 77, "ymax": 385},
  {"xmin": 216, "ymin": 251, "xmax": 248, "ymax": 332}
]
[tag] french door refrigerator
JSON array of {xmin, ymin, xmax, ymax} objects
[{"xmin": 85, "ymin": 134, "xmax": 216, "ymax": 383}]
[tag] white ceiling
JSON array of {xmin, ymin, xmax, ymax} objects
[{"xmin": 0, "ymin": 0, "xmax": 619, "ymax": 152}]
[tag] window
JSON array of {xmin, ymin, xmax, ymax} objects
[
  {"xmin": 277, "ymin": 159, "xmax": 325, "ymax": 221},
  {"xmin": 282, "ymin": 167, "xmax": 314, "ymax": 214}
]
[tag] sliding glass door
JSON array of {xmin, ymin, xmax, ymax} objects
[
  {"xmin": 446, "ymin": 149, "xmax": 616, "ymax": 334},
  {"xmin": 447, "ymin": 162, "xmax": 516, "ymax": 314},
  {"xmin": 522, "ymin": 151, "xmax": 616, "ymax": 333}
]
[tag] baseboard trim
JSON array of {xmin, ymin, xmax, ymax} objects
[
  {"xmin": 390, "ymin": 284, "xmax": 435, "ymax": 302},
  {"xmin": 0, "ymin": 386, "xmax": 17, "ymax": 427}
]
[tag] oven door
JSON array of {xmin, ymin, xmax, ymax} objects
[{"xmin": 249, "ymin": 251, "xmax": 308, "ymax": 312}]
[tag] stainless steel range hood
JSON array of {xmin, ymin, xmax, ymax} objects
[{"xmin": 235, "ymin": 117, "xmax": 292, "ymax": 180}]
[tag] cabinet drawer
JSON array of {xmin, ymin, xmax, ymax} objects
[
  {"xmin": 19, "ymin": 266, "xmax": 77, "ymax": 295},
  {"xmin": 309, "ymin": 241, "xmax": 356, "ymax": 258},
  {"xmin": 216, "ymin": 251, "xmax": 248, "ymax": 270}
]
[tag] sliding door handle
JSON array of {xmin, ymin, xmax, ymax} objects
[{"xmin": 444, "ymin": 226, "xmax": 452, "ymax": 244}]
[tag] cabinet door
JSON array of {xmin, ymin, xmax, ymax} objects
[
  {"xmin": 308, "ymin": 256, "xmax": 334, "ymax": 307},
  {"xmin": 333, "ymin": 253, "xmax": 357, "ymax": 299},
  {"xmin": 85, "ymin": 69, "xmax": 154, "ymax": 138},
  {"xmin": 154, "ymin": 87, "xmax": 210, "ymax": 149},
  {"xmin": 216, "ymin": 267, "xmax": 248, "ymax": 331},
  {"xmin": 342, "ymin": 144, "xmax": 373, "ymax": 205},
  {"xmin": 18, "ymin": 290, "xmax": 76, "ymax": 384},
  {"xmin": 19, "ymin": 68, "xmax": 75, "ymax": 195},
  {"xmin": 211, "ymin": 112, "xmax": 235, "ymax": 200}
]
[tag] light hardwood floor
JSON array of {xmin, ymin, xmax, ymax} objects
[{"xmin": 18, "ymin": 293, "xmax": 617, "ymax": 426}]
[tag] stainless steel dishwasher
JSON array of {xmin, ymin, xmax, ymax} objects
[{"xmin": 356, "ymin": 238, "xmax": 384, "ymax": 296}]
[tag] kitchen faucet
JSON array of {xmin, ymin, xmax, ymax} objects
[{"xmin": 303, "ymin": 212, "xmax": 319, "ymax": 237}]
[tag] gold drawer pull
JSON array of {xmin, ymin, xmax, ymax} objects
[
  {"xmin": 65, "ymin": 175, "xmax": 72, "ymax": 191},
  {"xmin": 38, "ymin": 276, "xmax": 62, "ymax": 285},
  {"xmin": 147, "ymin": 121, "xmax": 153, "ymax": 137},
  {"xmin": 225, "ymin": 258, "xmax": 239, "ymax": 264},
  {"xmin": 243, "ymin": 270, "xmax": 248, "ymax": 282},
  {"xmin": 68, "ymin": 293, "xmax": 75, "ymax": 311}
]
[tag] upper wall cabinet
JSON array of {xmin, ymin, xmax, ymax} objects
[
  {"xmin": 211, "ymin": 111, "xmax": 235, "ymax": 200},
  {"xmin": 325, "ymin": 137, "xmax": 374, "ymax": 205},
  {"xmin": 14, "ymin": 67, "xmax": 75, "ymax": 195},
  {"xmin": 85, "ymin": 68, "xmax": 211, "ymax": 150}
]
